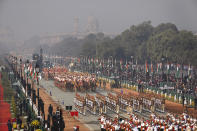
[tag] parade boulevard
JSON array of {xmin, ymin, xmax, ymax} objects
[
  {"xmin": 3, "ymin": 53, "xmax": 197, "ymax": 131},
  {"xmin": 1, "ymin": 0, "xmax": 197, "ymax": 130}
]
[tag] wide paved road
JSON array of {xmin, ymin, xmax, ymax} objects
[
  {"xmin": 40, "ymin": 79, "xmax": 101, "ymax": 131},
  {"xmin": 39, "ymin": 79, "xmax": 168, "ymax": 130},
  {"xmin": 38, "ymin": 80, "xmax": 90, "ymax": 131}
]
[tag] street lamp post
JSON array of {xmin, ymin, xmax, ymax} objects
[
  {"xmin": 20, "ymin": 59, "xmax": 22, "ymax": 80},
  {"xmin": 110, "ymin": 56, "xmax": 113, "ymax": 77},
  {"xmin": 131, "ymin": 56, "xmax": 134, "ymax": 65},
  {"xmin": 15, "ymin": 57, "xmax": 18, "ymax": 80},
  {"xmin": 161, "ymin": 56, "xmax": 165, "ymax": 80},
  {"xmin": 131, "ymin": 56, "xmax": 134, "ymax": 84},
  {"xmin": 25, "ymin": 60, "xmax": 30, "ymax": 96},
  {"xmin": 161, "ymin": 56, "xmax": 166, "ymax": 94},
  {"xmin": 35, "ymin": 62, "xmax": 40, "ymax": 115},
  {"xmin": 35, "ymin": 62, "xmax": 40, "ymax": 86},
  {"xmin": 35, "ymin": 62, "xmax": 41, "ymax": 116}
]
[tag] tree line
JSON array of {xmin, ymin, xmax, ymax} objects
[{"xmin": 48, "ymin": 21, "xmax": 197, "ymax": 66}]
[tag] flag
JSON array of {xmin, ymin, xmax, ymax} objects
[
  {"xmin": 27, "ymin": 64, "xmax": 32, "ymax": 78},
  {"xmin": 136, "ymin": 59, "xmax": 138, "ymax": 71},
  {"xmin": 125, "ymin": 60, "xmax": 129, "ymax": 69},
  {"xmin": 94, "ymin": 58, "xmax": 96, "ymax": 64},
  {"xmin": 188, "ymin": 64, "xmax": 191, "ymax": 75},
  {"xmin": 88, "ymin": 58, "xmax": 90, "ymax": 64},
  {"xmin": 33, "ymin": 69, "xmax": 36, "ymax": 80},
  {"xmin": 120, "ymin": 59, "xmax": 123, "ymax": 66},
  {"xmin": 99, "ymin": 62, "xmax": 102, "ymax": 67},
  {"xmin": 156, "ymin": 63, "xmax": 158, "ymax": 73},
  {"xmin": 151, "ymin": 62, "xmax": 153, "ymax": 73},
  {"xmin": 120, "ymin": 59, "xmax": 123, "ymax": 69},
  {"xmin": 145, "ymin": 60, "xmax": 148, "ymax": 73},
  {"xmin": 159, "ymin": 63, "xmax": 162, "ymax": 73},
  {"xmin": 102, "ymin": 59, "xmax": 104, "ymax": 68},
  {"xmin": 176, "ymin": 64, "xmax": 180, "ymax": 78},
  {"xmin": 167, "ymin": 62, "xmax": 170, "ymax": 74},
  {"xmin": 91, "ymin": 57, "xmax": 94, "ymax": 63},
  {"xmin": 36, "ymin": 72, "xmax": 39, "ymax": 82}
]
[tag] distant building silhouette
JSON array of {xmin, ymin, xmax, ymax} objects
[
  {"xmin": 73, "ymin": 17, "xmax": 79, "ymax": 36},
  {"xmin": 86, "ymin": 16, "xmax": 99, "ymax": 34}
]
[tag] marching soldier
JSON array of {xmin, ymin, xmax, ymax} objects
[
  {"xmin": 41, "ymin": 98, "xmax": 45, "ymax": 113},
  {"xmin": 100, "ymin": 102, "xmax": 103, "ymax": 115}
]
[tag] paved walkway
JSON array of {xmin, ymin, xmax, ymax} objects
[{"xmin": 36, "ymin": 80, "xmax": 90, "ymax": 131}]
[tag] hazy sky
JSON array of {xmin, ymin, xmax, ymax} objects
[{"xmin": 0, "ymin": 0, "xmax": 197, "ymax": 40}]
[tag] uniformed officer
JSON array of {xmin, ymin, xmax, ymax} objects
[{"xmin": 48, "ymin": 104, "xmax": 53, "ymax": 116}]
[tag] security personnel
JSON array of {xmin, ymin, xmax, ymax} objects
[
  {"xmin": 48, "ymin": 104, "xmax": 53, "ymax": 116},
  {"xmin": 52, "ymin": 112, "xmax": 58, "ymax": 131},
  {"xmin": 59, "ymin": 117, "xmax": 65, "ymax": 131},
  {"xmin": 19, "ymin": 100, "xmax": 23, "ymax": 116},
  {"xmin": 38, "ymin": 97, "xmax": 41, "ymax": 116},
  {"xmin": 41, "ymin": 98, "xmax": 44, "ymax": 113}
]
